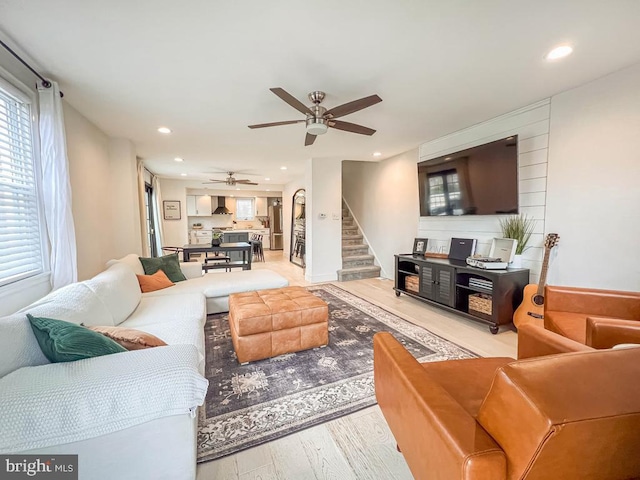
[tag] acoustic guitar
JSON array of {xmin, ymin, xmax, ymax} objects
[{"xmin": 513, "ymin": 233, "xmax": 560, "ymax": 328}]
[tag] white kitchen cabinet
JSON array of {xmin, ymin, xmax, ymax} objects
[
  {"xmin": 186, "ymin": 196, "xmax": 197, "ymax": 216},
  {"xmin": 255, "ymin": 197, "xmax": 268, "ymax": 217},
  {"xmin": 187, "ymin": 195, "xmax": 213, "ymax": 216},
  {"xmin": 197, "ymin": 195, "xmax": 212, "ymax": 215}
]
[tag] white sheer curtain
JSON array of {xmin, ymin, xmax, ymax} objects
[
  {"xmin": 137, "ymin": 158, "xmax": 150, "ymax": 257},
  {"xmin": 38, "ymin": 81, "xmax": 77, "ymax": 289},
  {"xmin": 151, "ymin": 175, "xmax": 164, "ymax": 256}
]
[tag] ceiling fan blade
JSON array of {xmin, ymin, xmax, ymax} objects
[
  {"xmin": 270, "ymin": 88, "xmax": 313, "ymax": 116},
  {"xmin": 248, "ymin": 119, "xmax": 305, "ymax": 129},
  {"xmin": 305, "ymin": 133, "xmax": 317, "ymax": 146},
  {"xmin": 324, "ymin": 94, "xmax": 382, "ymax": 119},
  {"xmin": 329, "ymin": 120, "xmax": 376, "ymax": 136},
  {"xmin": 203, "ymin": 180, "xmax": 227, "ymax": 184},
  {"xmin": 236, "ymin": 180, "xmax": 259, "ymax": 185}
]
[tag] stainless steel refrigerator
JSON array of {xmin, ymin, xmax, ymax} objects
[{"xmin": 268, "ymin": 205, "xmax": 283, "ymax": 250}]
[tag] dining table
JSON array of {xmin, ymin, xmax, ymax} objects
[{"xmin": 182, "ymin": 242, "xmax": 252, "ymax": 270}]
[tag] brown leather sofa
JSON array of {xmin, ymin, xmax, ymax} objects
[
  {"xmin": 544, "ymin": 285, "xmax": 640, "ymax": 348},
  {"xmin": 374, "ymin": 331, "xmax": 640, "ymax": 480}
]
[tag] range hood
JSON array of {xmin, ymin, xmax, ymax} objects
[{"xmin": 213, "ymin": 196, "xmax": 232, "ymax": 215}]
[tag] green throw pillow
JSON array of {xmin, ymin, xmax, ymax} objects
[
  {"xmin": 27, "ymin": 314, "xmax": 127, "ymax": 363},
  {"xmin": 138, "ymin": 252, "xmax": 186, "ymax": 283}
]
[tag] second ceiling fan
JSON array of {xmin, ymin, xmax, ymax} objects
[
  {"xmin": 249, "ymin": 88, "xmax": 382, "ymax": 146},
  {"xmin": 203, "ymin": 172, "xmax": 258, "ymax": 186}
]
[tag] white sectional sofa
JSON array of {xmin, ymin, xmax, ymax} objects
[
  {"xmin": 108, "ymin": 254, "xmax": 289, "ymax": 314},
  {"xmin": 0, "ymin": 256, "xmax": 289, "ymax": 480}
]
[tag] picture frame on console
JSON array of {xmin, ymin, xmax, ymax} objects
[{"xmin": 413, "ymin": 238, "xmax": 428, "ymax": 257}]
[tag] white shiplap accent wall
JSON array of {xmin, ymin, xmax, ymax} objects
[{"xmin": 418, "ymin": 99, "xmax": 550, "ymax": 283}]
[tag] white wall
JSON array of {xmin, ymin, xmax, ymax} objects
[
  {"xmin": 418, "ymin": 100, "xmax": 551, "ymax": 283},
  {"xmin": 65, "ymin": 104, "xmax": 142, "ymax": 279},
  {"xmin": 343, "ymin": 149, "xmax": 420, "ymax": 279},
  {"xmin": 158, "ymin": 178, "xmax": 190, "ymax": 248},
  {"xmin": 545, "ymin": 63, "xmax": 640, "ymax": 290},
  {"xmin": 306, "ymin": 158, "xmax": 343, "ymax": 283},
  {"xmin": 64, "ymin": 103, "xmax": 115, "ymax": 280},
  {"xmin": 108, "ymin": 138, "xmax": 142, "ymax": 259}
]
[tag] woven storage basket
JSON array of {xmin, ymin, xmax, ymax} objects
[
  {"xmin": 469, "ymin": 293, "xmax": 492, "ymax": 316},
  {"xmin": 405, "ymin": 275, "xmax": 419, "ymax": 294}
]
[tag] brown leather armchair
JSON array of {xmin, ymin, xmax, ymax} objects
[
  {"xmin": 374, "ymin": 332, "xmax": 640, "ymax": 480},
  {"xmin": 544, "ymin": 285, "xmax": 640, "ymax": 348}
]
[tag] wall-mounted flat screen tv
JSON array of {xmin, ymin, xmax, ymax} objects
[{"xmin": 418, "ymin": 136, "xmax": 518, "ymax": 216}]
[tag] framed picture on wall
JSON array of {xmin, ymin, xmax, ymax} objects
[
  {"xmin": 413, "ymin": 238, "xmax": 428, "ymax": 257},
  {"xmin": 163, "ymin": 200, "xmax": 181, "ymax": 220}
]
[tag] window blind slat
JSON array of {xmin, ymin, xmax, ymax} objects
[
  {"xmin": 0, "ymin": 83, "xmax": 44, "ymax": 285},
  {"xmin": 0, "ymin": 136, "xmax": 32, "ymax": 151},
  {"xmin": 0, "ymin": 109, "xmax": 32, "ymax": 129}
]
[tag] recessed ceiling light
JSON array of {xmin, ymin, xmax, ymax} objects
[
  {"xmin": 266, "ymin": 189, "xmax": 271, "ymax": 191},
  {"xmin": 264, "ymin": 177, "xmax": 270, "ymax": 181},
  {"xmin": 280, "ymin": 166, "xmax": 287, "ymax": 170},
  {"xmin": 157, "ymin": 126, "xmax": 172, "ymax": 134},
  {"xmin": 174, "ymin": 157, "xmax": 184, "ymax": 162},
  {"xmin": 180, "ymin": 173, "xmax": 187, "ymax": 176},
  {"xmin": 445, "ymin": 157, "xmax": 452, "ymax": 160},
  {"xmin": 545, "ymin": 45, "xmax": 573, "ymax": 61},
  {"xmin": 230, "ymin": 195, "xmax": 235, "ymax": 197},
  {"xmin": 373, "ymin": 152, "xmax": 382, "ymax": 157},
  {"xmin": 236, "ymin": 188, "xmax": 240, "ymax": 190}
]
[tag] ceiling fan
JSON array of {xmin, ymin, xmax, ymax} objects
[
  {"xmin": 248, "ymin": 88, "xmax": 382, "ymax": 146},
  {"xmin": 203, "ymin": 172, "xmax": 258, "ymax": 186}
]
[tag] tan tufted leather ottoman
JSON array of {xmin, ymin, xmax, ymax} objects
[{"xmin": 228, "ymin": 286, "xmax": 329, "ymax": 363}]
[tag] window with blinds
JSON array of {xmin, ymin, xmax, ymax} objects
[
  {"xmin": 235, "ymin": 197, "xmax": 255, "ymax": 220},
  {"xmin": 0, "ymin": 83, "xmax": 44, "ymax": 287}
]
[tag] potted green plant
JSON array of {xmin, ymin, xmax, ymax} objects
[
  {"xmin": 211, "ymin": 231, "xmax": 224, "ymax": 246},
  {"xmin": 499, "ymin": 214, "xmax": 536, "ymax": 267}
]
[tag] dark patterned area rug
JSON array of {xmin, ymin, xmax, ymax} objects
[{"xmin": 197, "ymin": 284, "xmax": 476, "ymax": 462}]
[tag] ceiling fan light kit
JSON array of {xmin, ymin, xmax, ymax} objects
[
  {"xmin": 306, "ymin": 119, "xmax": 328, "ymax": 136},
  {"xmin": 249, "ymin": 88, "xmax": 382, "ymax": 146}
]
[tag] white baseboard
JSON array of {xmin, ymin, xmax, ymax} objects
[{"xmin": 305, "ymin": 272, "xmax": 338, "ymax": 283}]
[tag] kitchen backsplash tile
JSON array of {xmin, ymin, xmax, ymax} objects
[{"xmin": 188, "ymin": 216, "xmax": 268, "ymax": 230}]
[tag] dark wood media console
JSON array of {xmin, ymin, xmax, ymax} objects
[{"xmin": 394, "ymin": 254, "xmax": 529, "ymax": 334}]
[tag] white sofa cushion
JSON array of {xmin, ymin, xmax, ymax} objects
[
  {"xmin": 84, "ymin": 263, "xmax": 141, "ymax": 326},
  {"xmin": 106, "ymin": 253, "xmax": 145, "ymax": 276},
  {"xmin": 0, "ymin": 314, "xmax": 50, "ymax": 378},
  {"xmin": 144, "ymin": 269, "xmax": 289, "ymax": 299},
  {"xmin": 179, "ymin": 261, "xmax": 204, "ymax": 280},
  {"xmin": 0, "ymin": 344, "xmax": 208, "ymax": 453},
  {"xmin": 18, "ymin": 281, "xmax": 114, "ymax": 327},
  {"xmin": 122, "ymin": 294, "xmax": 206, "ymax": 370}
]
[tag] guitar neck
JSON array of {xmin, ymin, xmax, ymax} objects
[{"xmin": 536, "ymin": 248, "xmax": 552, "ymax": 296}]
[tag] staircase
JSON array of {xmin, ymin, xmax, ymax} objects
[{"xmin": 338, "ymin": 202, "xmax": 381, "ymax": 281}]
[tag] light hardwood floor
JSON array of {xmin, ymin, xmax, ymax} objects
[{"xmin": 196, "ymin": 251, "xmax": 517, "ymax": 480}]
